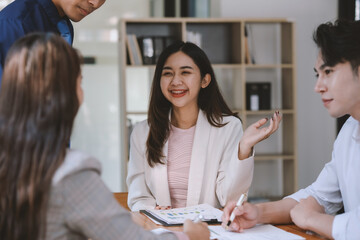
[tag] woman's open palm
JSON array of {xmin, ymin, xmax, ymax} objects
[{"xmin": 238, "ymin": 111, "xmax": 282, "ymax": 159}]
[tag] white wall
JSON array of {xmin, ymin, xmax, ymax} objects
[
  {"xmin": 71, "ymin": 1, "xmax": 150, "ymax": 192},
  {"xmin": 215, "ymin": 0, "xmax": 338, "ymax": 189}
]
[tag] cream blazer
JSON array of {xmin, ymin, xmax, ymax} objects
[{"xmin": 126, "ymin": 110, "xmax": 254, "ymax": 211}]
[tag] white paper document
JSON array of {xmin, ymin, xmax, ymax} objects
[
  {"xmin": 209, "ymin": 224, "xmax": 305, "ymax": 240},
  {"xmin": 141, "ymin": 203, "xmax": 223, "ymax": 226}
]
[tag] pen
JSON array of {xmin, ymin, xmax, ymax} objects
[
  {"xmin": 193, "ymin": 214, "xmax": 203, "ymax": 223},
  {"xmin": 226, "ymin": 193, "xmax": 247, "ymax": 228}
]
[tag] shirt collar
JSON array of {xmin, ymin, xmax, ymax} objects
[{"xmin": 352, "ymin": 118, "xmax": 360, "ymax": 141}]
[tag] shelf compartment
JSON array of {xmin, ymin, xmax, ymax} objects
[
  {"xmin": 214, "ymin": 67, "xmax": 243, "ymax": 110},
  {"xmin": 245, "ymin": 68, "xmax": 295, "ymax": 110},
  {"xmin": 243, "ymin": 21, "xmax": 294, "ymax": 65},
  {"xmin": 125, "ymin": 67, "xmax": 154, "ymax": 112},
  {"xmin": 250, "ymin": 157, "xmax": 295, "ymax": 198},
  {"xmin": 186, "ymin": 22, "xmax": 242, "ymax": 64},
  {"xmin": 246, "ymin": 114, "xmax": 295, "ymax": 156},
  {"xmin": 249, "ymin": 159, "xmax": 285, "ymax": 198}
]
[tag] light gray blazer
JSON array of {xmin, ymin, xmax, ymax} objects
[{"xmin": 45, "ymin": 149, "xmax": 178, "ymax": 240}]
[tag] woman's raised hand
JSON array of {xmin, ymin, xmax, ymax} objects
[{"xmin": 238, "ymin": 111, "xmax": 282, "ymax": 160}]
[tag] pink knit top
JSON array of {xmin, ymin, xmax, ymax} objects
[{"xmin": 167, "ymin": 124, "xmax": 196, "ymax": 208}]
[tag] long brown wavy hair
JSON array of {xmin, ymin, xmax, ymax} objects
[
  {"xmin": 146, "ymin": 41, "xmax": 239, "ymax": 167},
  {"xmin": 0, "ymin": 33, "xmax": 81, "ymax": 240}
]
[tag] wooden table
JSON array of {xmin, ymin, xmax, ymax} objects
[{"xmin": 113, "ymin": 192, "xmax": 326, "ymax": 240}]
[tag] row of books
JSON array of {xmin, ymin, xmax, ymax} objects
[
  {"xmin": 246, "ymin": 82, "xmax": 271, "ymax": 111},
  {"xmin": 126, "ymin": 31, "xmax": 203, "ymax": 66},
  {"xmin": 126, "ymin": 24, "xmax": 266, "ymax": 67},
  {"xmin": 126, "ymin": 34, "xmax": 176, "ymax": 65}
]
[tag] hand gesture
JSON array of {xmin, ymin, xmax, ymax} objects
[
  {"xmin": 221, "ymin": 201, "xmax": 259, "ymax": 232},
  {"xmin": 238, "ymin": 111, "xmax": 282, "ymax": 159}
]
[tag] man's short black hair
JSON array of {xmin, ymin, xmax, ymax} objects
[{"xmin": 314, "ymin": 20, "xmax": 360, "ymax": 73}]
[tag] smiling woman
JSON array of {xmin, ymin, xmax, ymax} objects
[
  {"xmin": 160, "ymin": 51, "xmax": 211, "ymax": 118},
  {"xmin": 126, "ymin": 41, "xmax": 282, "ymax": 211}
]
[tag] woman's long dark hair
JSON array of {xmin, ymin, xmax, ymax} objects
[
  {"xmin": 0, "ymin": 33, "xmax": 81, "ymax": 240},
  {"xmin": 146, "ymin": 41, "xmax": 238, "ymax": 167}
]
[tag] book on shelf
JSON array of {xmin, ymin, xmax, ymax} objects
[
  {"xmin": 245, "ymin": 24, "xmax": 256, "ymax": 64},
  {"xmin": 153, "ymin": 36, "xmax": 164, "ymax": 64},
  {"xmin": 244, "ymin": 25, "xmax": 251, "ymax": 64},
  {"xmin": 140, "ymin": 203, "xmax": 223, "ymax": 226},
  {"xmin": 186, "ymin": 31, "xmax": 202, "ymax": 48},
  {"xmin": 138, "ymin": 36, "xmax": 178, "ymax": 65},
  {"xmin": 126, "ymin": 34, "xmax": 143, "ymax": 66},
  {"xmin": 125, "ymin": 45, "xmax": 131, "ymax": 65},
  {"xmin": 138, "ymin": 36, "xmax": 154, "ymax": 65},
  {"xmin": 180, "ymin": 0, "xmax": 195, "ymax": 17},
  {"xmin": 154, "ymin": 36, "xmax": 177, "ymax": 63},
  {"xmin": 246, "ymin": 82, "xmax": 271, "ymax": 111}
]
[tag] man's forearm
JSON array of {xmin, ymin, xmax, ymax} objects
[
  {"xmin": 257, "ymin": 198, "xmax": 298, "ymax": 224},
  {"xmin": 306, "ymin": 212, "xmax": 334, "ymax": 239}
]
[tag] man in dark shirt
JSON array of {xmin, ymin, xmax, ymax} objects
[{"xmin": 0, "ymin": 0, "xmax": 106, "ymax": 85}]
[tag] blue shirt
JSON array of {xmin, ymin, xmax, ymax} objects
[{"xmin": 0, "ymin": 0, "xmax": 74, "ymax": 85}]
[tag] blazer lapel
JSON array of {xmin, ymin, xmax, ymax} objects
[
  {"xmin": 150, "ymin": 140, "xmax": 172, "ymax": 207},
  {"xmin": 187, "ymin": 111, "xmax": 211, "ymax": 206}
]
